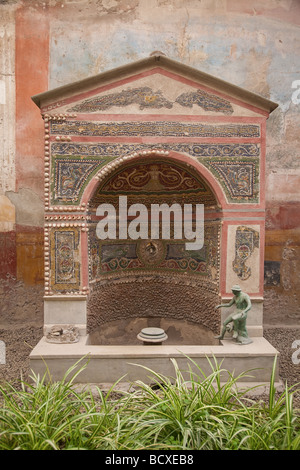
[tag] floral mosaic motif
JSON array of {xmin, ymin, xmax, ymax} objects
[
  {"xmin": 91, "ymin": 158, "xmax": 218, "ymax": 207},
  {"xmin": 101, "ymin": 243, "xmax": 143, "ymax": 274},
  {"xmin": 49, "ymin": 146, "xmax": 259, "ymax": 206},
  {"xmin": 50, "ymin": 120, "xmax": 260, "ymax": 138},
  {"xmin": 101, "ymin": 161, "xmax": 205, "ymax": 193},
  {"xmin": 189, "ymin": 144, "xmax": 260, "ymax": 158},
  {"xmin": 208, "ymin": 161, "xmax": 256, "ymax": 198},
  {"xmin": 89, "ymin": 234, "xmax": 142, "ymax": 279},
  {"xmin": 232, "ymin": 226, "xmax": 259, "ymax": 280},
  {"xmin": 51, "ymin": 142, "xmax": 260, "ymax": 158},
  {"xmin": 54, "ymin": 159, "xmax": 104, "ymax": 201},
  {"xmin": 67, "ymin": 87, "xmax": 173, "ymax": 112},
  {"xmin": 52, "ymin": 229, "xmax": 80, "ymax": 290},
  {"xmin": 175, "ymin": 89, "xmax": 233, "ymax": 115}
]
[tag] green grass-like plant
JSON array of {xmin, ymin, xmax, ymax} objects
[{"xmin": 0, "ymin": 356, "xmax": 299, "ymax": 450}]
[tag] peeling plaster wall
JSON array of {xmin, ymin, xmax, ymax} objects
[
  {"xmin": 0, "ymin": 0, "xmax": 299, "ymax": 330},
  {"xmin": 0, "ymin": 6, "xmax": 15, "ymax": 194}
]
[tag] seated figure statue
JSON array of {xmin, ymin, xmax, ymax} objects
[{"xmin": 215, "ymin": 285, "xmax": 253, "ymax": 345}]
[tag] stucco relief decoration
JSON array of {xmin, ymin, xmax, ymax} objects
[{"xmin": 232, "ymin": 226, "xmax": 259, "ymax": 280}]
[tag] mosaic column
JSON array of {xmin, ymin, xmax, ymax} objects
[{"xmin": 43, "ymin": 113, "xmax": 89, "ymax": 334}]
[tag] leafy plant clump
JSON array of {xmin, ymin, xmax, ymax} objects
[{"xmin": 0, "ymin": 356, "xmax": 299, "ymax": 450}]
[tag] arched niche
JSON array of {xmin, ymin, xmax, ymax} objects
[{"xmin": 85, "ymin": 150, "xmax": 224, "ymax": 342}]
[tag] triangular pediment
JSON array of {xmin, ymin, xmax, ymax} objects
[{"xmin": 32, "ymin": 55, "xmax": 277, "ymax": 117}]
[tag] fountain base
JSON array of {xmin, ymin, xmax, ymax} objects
[{"xmin": 30, "ymin": 335, "xmax": 280, "ymax": 393}]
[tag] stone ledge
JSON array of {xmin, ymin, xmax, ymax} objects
[{"xmin": 29, "ymin": 336, "xmax": 279, "ymax": 387}]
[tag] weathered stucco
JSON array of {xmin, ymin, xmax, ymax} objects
[{"xmin": 0, "ymin": 0, "xmax": 299, "ymax": 341}]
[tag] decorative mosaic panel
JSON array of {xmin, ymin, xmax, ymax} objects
[
  {"xmin": 42, "ymin": 69, "xmax": 266, "ymax": 329},
  {"xmin": 50, "ymin": 120, "xmax": 260, "ymax": 138},
  {"xmin": 189, "ymin": 143, "xmax": 260, "ymax": 158},
  {"xmin": 175, "ymin": 89, "xmax": 233, "ymax": 114},
  {"xmin": 51, "ymin": 142, "xmax": 260, "ymax": 158},
  {"xmin": 208, "ymin": 161, "xmax": 256, "ymax": 198},
  {"xmin": 53, "ymin": 158, "xmax": 105, "ymax": 202},
  {"xmin": 101, "ymin": 161, "xmax": 205, "ymax": 193},
  {"xmin": 67, "ymin": 86, "xmax": 233, "ymax": 115},
  {"xmin": 88, "ymin": 222, "xmax": 220, "ymax": 286},
  {"xmin": 68, "ymin": 87, "xmax": 173, "ymax": 112},
  {"xmin": 232, "ymin": 226, "xmax": 259, "ymax": 280},
  {"xmin": 50, "ymin": 228, "xmax": 80, "ymax": 292},
  {"xmin": 49, "ymin": 143, "xmax": 260, "ymax": 205},
  {"xmin": 91, "ymin": 159, "xmax": 218, "ymax": 207}
]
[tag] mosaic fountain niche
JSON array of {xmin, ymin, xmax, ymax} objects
[
  {"xmin": 87, "ymin": 153, "xmax": 221, "ymax": 347},
  {"xmin": 29, "ymin": 55, "xmax": 280, "ymax": 386}
]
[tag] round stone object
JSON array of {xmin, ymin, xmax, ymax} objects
[{"xmin": 137, "ymin": 327, "xmax": 168, "ymax": 344}]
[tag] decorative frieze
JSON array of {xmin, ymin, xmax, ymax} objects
[
  {"xmin": 51, "ymin": 142, "xmax": 260, "ymax": 158},
  {"xmin": 48, "ymin": 144, "xmax": 260, "ymax": 206},
  {"xmin": 49, "ymin": 120, "xmax": 260, "ymax": 138},
  {"xmin": 88, "ymin": 221, "xmax": 221, "ymax": 285},
  {"xmin": 66, "ymin": 86, "xmax": 233, "ymax": 115}
]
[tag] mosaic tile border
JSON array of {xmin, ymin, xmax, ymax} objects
[
  {"xmin": 51, "ymin": 142, "xmax": 260, "ymax": 158},
  {"xmin": 49, "ymin": 143, "xmax": 260, "ymax": 205},
  {"xmin": 50, "ymin": 120, "xmax": 260, "ymax": 138},
  {"xmin": 50, "ymin": 227, "xmax": 81, "ymax": 292}
]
